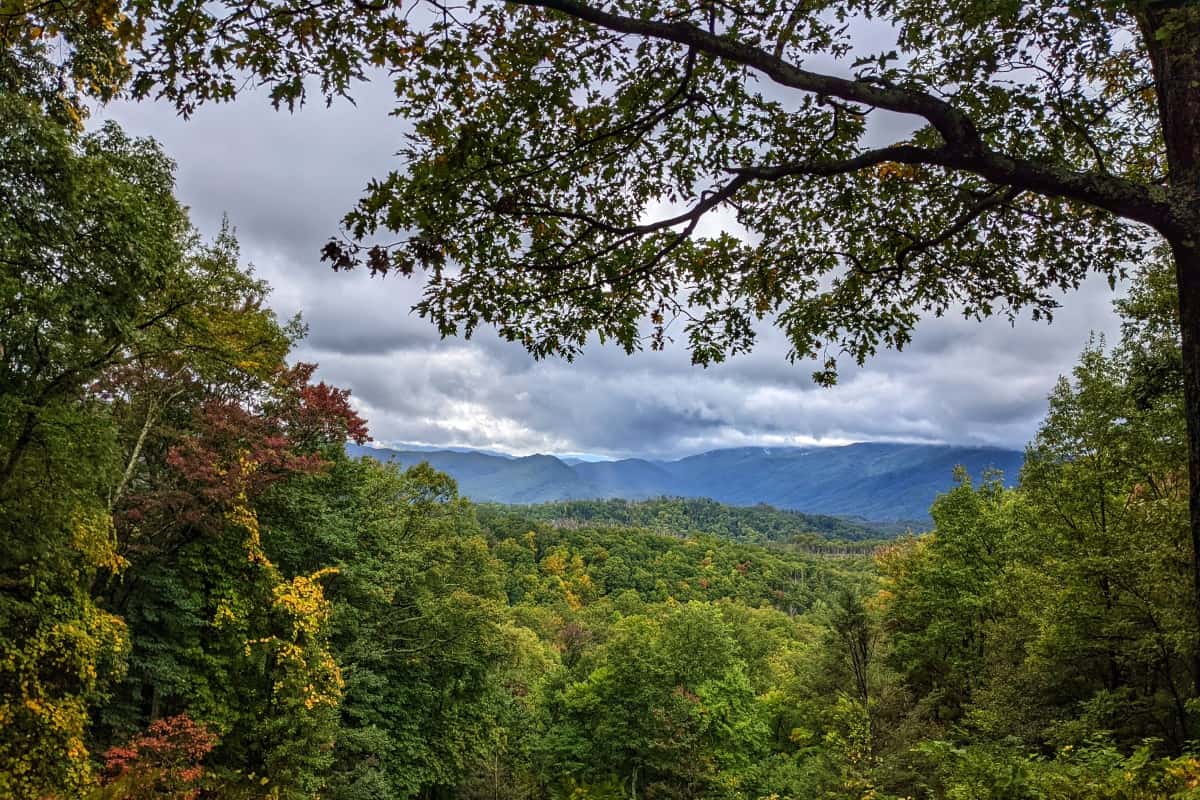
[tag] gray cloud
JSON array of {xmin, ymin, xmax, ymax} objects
[{"xmin": 95, "ymin": 80, "xmax": 1125, "ymax": 460}]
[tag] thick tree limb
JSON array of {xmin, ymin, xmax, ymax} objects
[
  {"xmin": 733, "ymin": 143, "xmax": 1170, "ymax": 228},
  {"xmin": 512, "ymin": 0, "xmax": 980, "ymax": 146}
]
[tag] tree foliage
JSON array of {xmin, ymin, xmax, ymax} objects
[{"xmin": 103, "ymin": 0, "xmax": 1190, "ymax": 373}]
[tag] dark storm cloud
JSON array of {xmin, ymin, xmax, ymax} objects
[{"xmin": 96, "ymin": 77, "xmax": 1125, "ymax": 460}]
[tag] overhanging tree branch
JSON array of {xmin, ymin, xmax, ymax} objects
[
  {"xmin": 510, "ymin": 0, "xmax": 1173, "ymax": 230},
  {"xmin": 511, "ymin": 0, "xmax": 982, "ymax": 147},
  {"xmin": 732, "ymin": 143, "xmax": 1169, "ymax": 228}
]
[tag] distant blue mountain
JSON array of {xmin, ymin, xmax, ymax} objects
[{"xmin": 345, "ymin": 442, "xmax": 1024, "ymax": 522}]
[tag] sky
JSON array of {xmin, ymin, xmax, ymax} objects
[{"xmin": 96, "ymin": 77, "xmax": 1125, "ymax": 461}]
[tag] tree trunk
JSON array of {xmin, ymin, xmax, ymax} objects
[
  {"xmin": 1174, "ymin": 241, "xmax": 1200, "ymax": 697},
  {"xmin": 0, "ymin": 410, "xmax": 37, "ymax": 491},
  {"xmin": 1142, "ymin": 1, "xmax": 1200, "ymax": 700}
]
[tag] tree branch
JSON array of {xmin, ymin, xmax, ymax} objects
[
  {"xmin": 512, "ymin": 0, "xmax": 982, "ymax": 148},
  {"xmin": 506, "ymin": 173, "xmax": 751, "ymax": 236},
  {"xmin": 732, "ymin": 143, "xmax": 1170, "ymax": 228},
  {"xmin": 893, "ymin": 186, "xmax": 1023, "ymax": 270}
]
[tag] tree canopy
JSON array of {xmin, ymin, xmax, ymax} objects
[{"xmin": 89, "ymin": 1, "xmax": 1184, "ymax": 372}]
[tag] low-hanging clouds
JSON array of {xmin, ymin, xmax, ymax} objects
[{"xmin": 96, "ymin": 79, "xmax": 1123, "ymax": 460}]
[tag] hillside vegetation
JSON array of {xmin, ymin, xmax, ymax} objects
[
  {"xmin": 4, "ymin": 114, "xmax": 1199, "ymax": 794},
  {"xmin": 481, "ymin": 497, "xmax": 908, "ymax": 543}
]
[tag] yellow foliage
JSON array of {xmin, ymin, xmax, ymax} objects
[
  {"xmin": 220, "ymin": 466, "xmax": 343, "ymax": 720},
  {"xmin": 873, "ymin": 534, "xmax": 927, "ymax": 594},
  {"xmin": 71, "ymin": 506, "xmax": 128, "ymax": 573},
  {"xmin": 272, "ymin": 567, "xmax": 339, "ymax": 636},
  {"xmin": 541, "ymin": 550, "xmax": 567, "ymax": 576},
  {"xmin": 873, "ymin": 161, "xmax": 921, "ymax": 182},
  {"xmin": 213, "ymin": 598, "xmax": 237, "ymax": 627},
  {"xmin": 246, "ymin": 568, "xmax": 344, "ymax": 715},
  {"xmin": 1166, "ymin": 756, "xmax": 1200, "ymax": 789},
  {"xmin": 0, "ymin": 592, "xmax": 128, "ymax": 797},
  {"xmin": 226, "ymin": 488, "xmax": 270, "ymax": 566}
]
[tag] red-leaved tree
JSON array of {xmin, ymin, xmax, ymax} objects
[{"xmin": 100, "ymin": 714, "xmax": 217, "ymax": 799}]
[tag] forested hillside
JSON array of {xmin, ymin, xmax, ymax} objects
[
  {"xmin": 482, "ymin": 497, "xmax": 906, "ymax": 543},
  {"xmin": 348, "ymin": 442, "xmax": 1023, "ymax": 521}
]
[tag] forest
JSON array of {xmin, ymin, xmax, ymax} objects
[
  {"xmin": 478, "ymin": 497, "xmax": 905, "ymax": 543},
  {"xmin": 7, "ymin": 0, "xmax": 1200, "ymax": 798}
]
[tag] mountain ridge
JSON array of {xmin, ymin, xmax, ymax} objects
[
  {"xmin": 346, "ymin": 441, "xmax": 1023, "ymax": 521},
  {"xmin": 346, "ymin": 441, "xmax": 1024, "ymax": 522}
]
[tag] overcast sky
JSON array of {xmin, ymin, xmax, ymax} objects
[{"xmin": 95, "ymin": 78, "xmax": 1124, "ymax": 461}]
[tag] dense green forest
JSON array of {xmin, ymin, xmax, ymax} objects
[
  {"xmin": 7, "ymin": 2, "xmax": 1200, "ymax": 798},
  {"xmin": 480, "ymin": 497, "xmax": 906, "ymax": 544}
]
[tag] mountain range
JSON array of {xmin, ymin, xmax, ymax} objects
[{"xmin": 346, "ymin": 442, "xmax": 1025, "ymax": 522}]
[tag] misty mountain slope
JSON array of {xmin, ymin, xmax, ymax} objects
[
  {"xmin": 347, "ymin": 442, "xmax": 1024, "ymax": 521},
  {"xmin": 571, "ymin": 458, "xmax": 681, "ymax": 498},
  {"xmin": 346, "ymin": 444, "xmax": 596, "ymax": 502},
  {"xmin": 492, "ymin": 454, "xmax": 592, "ymax": 503},
  {"xmin": 353, "ymin": 448, "xmax": 516, "ymax": 481}
]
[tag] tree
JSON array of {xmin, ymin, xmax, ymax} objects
[
  {"xmin": 0, "ymin": 0, "xmax": 136, "ymax": 126},
  {"xmin": 540, "ymin": 602, "xmax": 767, "ymax": 799},
  {"xmin": 0, "ymin": 53, "xmax": 380, "ymax": 793},
  {"xmin": 878, "ymin": 472, "xmax": 1013, "ymax": 726},
  {"xmin": 872, "ymin": 263, "xmax": 1196, "ymax": 763},
  {"xmin": 259, "ymin": 457, "xmax": 513, "ymax": 799},
  {"xmin": 0, "ymin": 92, "xmax": 194, "ymax": 492},
  {"xmin": 99, "ymin": 714, "xmax": 218, "ymax": 799},
  {"xmin": 1009, "ymin": 264, "xmax": 1193, "ymax": 746},
  {"xmin": 93, "ymin": 285, "xmax": 369, "ymax": 796}
]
